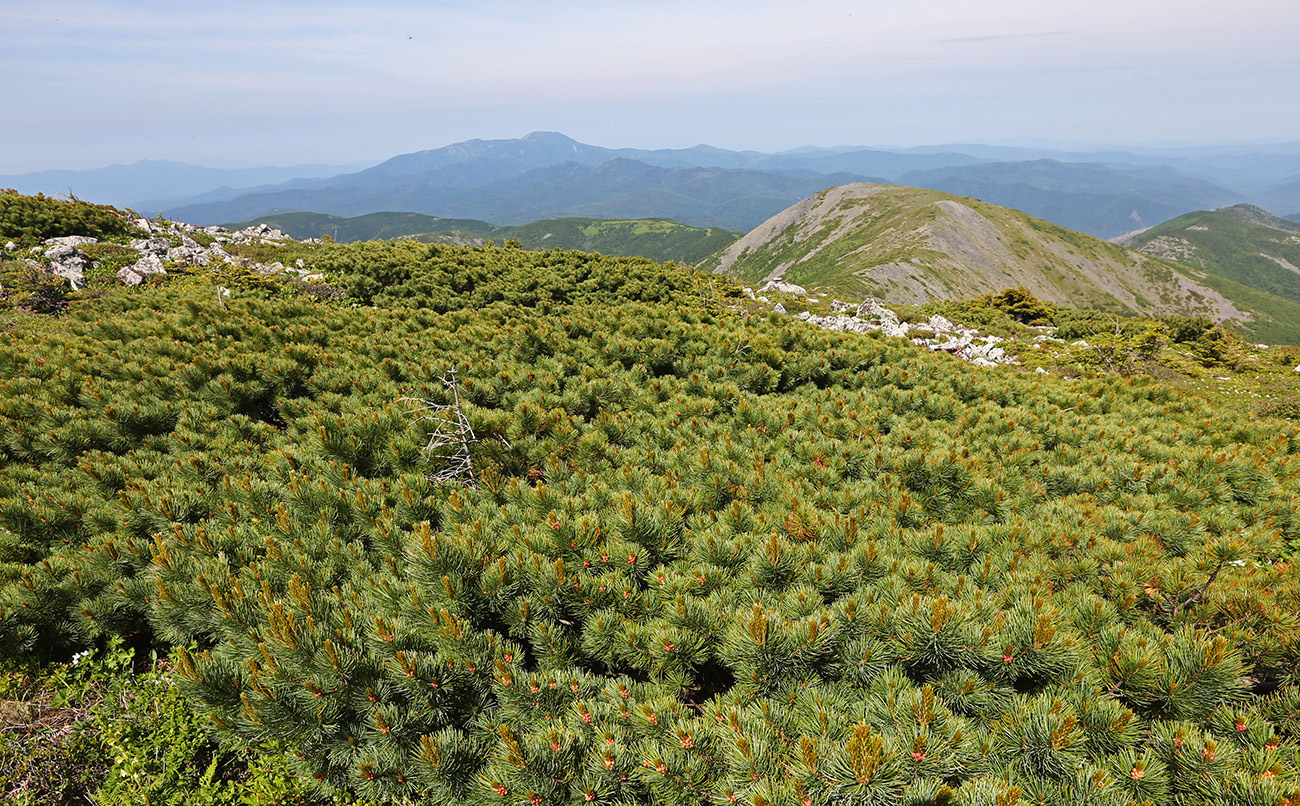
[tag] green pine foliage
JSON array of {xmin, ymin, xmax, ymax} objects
[
  {"xmin": 0, "ymin": 189, "xmax": 134, "ymax": 242},
  {"xmin": 1, "ymin": 231, "xmax": 1300, "ymax": 804},
  {"xmin": 982, "ymin": 288, "xmax": 1054, "ymax": 325}
]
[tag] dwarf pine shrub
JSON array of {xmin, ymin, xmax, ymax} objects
[{"xmin": 0, "ymin": 236, "xmax": 1298, "ymax": 804}]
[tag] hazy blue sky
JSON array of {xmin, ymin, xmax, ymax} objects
[{"xmin": 3, "ymin": 0, "xmax": 1298, "ymax": 172}]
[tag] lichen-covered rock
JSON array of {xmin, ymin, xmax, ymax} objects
[
  {"xmin": 797, "ymin": 297, "xmax": 1016, "ymax": 368},
  {"xmin": 117, "ymin": 254, "xmax": 166, "ymax": 286},
  {"xmin": 760, "ymin": 279, "xmax": 807, "ymax": 296},
  {"xmin": 43, "ymin": 236, "xmax": 98, "ymax": 252},
  {"xmin": 928, "ymin": 314, "xmax": 955, "ymax": 333},
  {"xmin": 129, "ymin": 237, "xmax": 171, "ymax": 255}
]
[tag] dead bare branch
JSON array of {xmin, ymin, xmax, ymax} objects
[{"xmin": 402, "ymin": 365, "xmax": 479, "ymax": 485}]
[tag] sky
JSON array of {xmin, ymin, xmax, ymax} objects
[{"xmin": 2, "ymin": 0, "xmax": 1299, "ymax": 173}]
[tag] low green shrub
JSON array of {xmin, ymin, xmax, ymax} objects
[
  {"xmin": 0, "ymin": 265, "xmax": 72, "ymax": 315},
  {"xmin": 985, "ymin": 286, "xmax": 1054, "ymax": 323},
  {"xmin": 1190, "ymin": 324, "xmax": 1248, "ymax": 369},
  {"xmin": 0, "ymin": 190, "xmax": 134, "ymax": 242},
  {"xmin": 1164, "ymin": 315, "xmax": 1216, "ymax": 344}
]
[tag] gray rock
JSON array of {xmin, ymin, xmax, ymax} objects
[
  {"xmin": 117, "ymin": 253, "xmax": 166, "ymax": 286},
  {"xmin": 855, "ymin": 298, "xmax": 897, "ymax": 323},
  {"xmin": 966, "ymin": 340, "xmax": 1007, "ymax": 362},
  {"xmin": 45, "ymin": 244, "xmax": 77, "ymax": 262},
  {"xmin": 166, "ymin": 245, "xmax": 212, "ymax": 266},
  {"xmin": 881, "ymin": 320, "xmax": 910, "ymax": 339},
  {"xmin": 50, "ymin": 259, "xmax": 89, "ymax": 289},
  {"xmin": 931, "ymin": 335, "xmax": 971, "ymax": 353},
  {"xmin": 43, "ymin": 241, "xmax": 94, "ymax": 289},
  {"xmin": 129, "ymin": 237, "xmax": 171, "ymax": 255},
  {"xmin": 927, "ymin": 314, "xmax": 955, "ymax": 333},
  {"xmin": 132, "ymin": 253, "xmax": 166, "ymax": 276},
  {"xmin": 830, "ymin": 299, "xmax": 854, "ymax": 314},
  {"xmin": 760, "ymin": 279, "xmax": 808, "ymax": 296},
  {"xmin": 44, "ymin": 235, "xmax": 98, "ymax": 251},
  {"xmin": 133, "ymin": 218, "xmax": 154, "ymax": 233},
  {"xmin": 773, "ymin": 303, "xmax": 787, "ymax": 315}
]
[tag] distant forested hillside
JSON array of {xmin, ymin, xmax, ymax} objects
[
  {"xmin": 229, "ymin": 211, "xmax": 740, "ymax": 264},
  {"xmin": 1122, "ymin": 205, "xmax": 1300, "ymax": 316}
]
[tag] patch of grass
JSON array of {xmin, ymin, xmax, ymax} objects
[{"xmin": 77, "ymin": 243, "xmax": 139, "ymax": 281}]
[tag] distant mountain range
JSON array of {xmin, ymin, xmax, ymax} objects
[
  {"xmin": 703, "ymin": 184, "xmax": 1300, "ymax": 343},
  {"xmin": 180, "ymin": 158, "xmax": 879, "ymax": 231},
  {"xmin": 894, "ymin": 160, "xmax": 1245, "ymax": 238},
  {"xmin": 7, "ymin": 132, "xmax": 1300, "ymax": 237},
  {"xmin": 0, "ymin": 159, "xmax": 375, "ymax": 210},
  {"xmin": 230, "ymin": 210, "xmax": 739, "ymax": 264}
]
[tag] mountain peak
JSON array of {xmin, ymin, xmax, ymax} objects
[
  {"xmin": 1213, "ymin": 203, "xmax": 1300, "ymax": 230},
  {"xmin": 521, "ymin": 131, "xmax": 578, "ymax": 145}
]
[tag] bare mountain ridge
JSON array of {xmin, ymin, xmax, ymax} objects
[{"xmin": 706, "ymin": 183, "xmax": 1287, "ymax": 331}]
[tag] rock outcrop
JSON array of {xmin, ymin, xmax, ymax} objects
[
  {"xmin": 25, "ymin": 221, "xmax": 326, "ymax": 290},
  {"xmin": 793, "ymin": 297, "xmax": 1017, "ymax": 368}
]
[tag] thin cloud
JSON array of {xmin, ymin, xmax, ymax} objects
[{"xmin": 940, "ymin": 30, "xmax": 1078, "ymax": 44}]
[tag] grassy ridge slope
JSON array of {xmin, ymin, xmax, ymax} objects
[
  {"xmin": 1122, "ymin": 205, "xmax": 1300, "ymax": 306},
  {"xmin": 705, "ymin": 183, "xmax": 1300, "ymax": 343}
]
